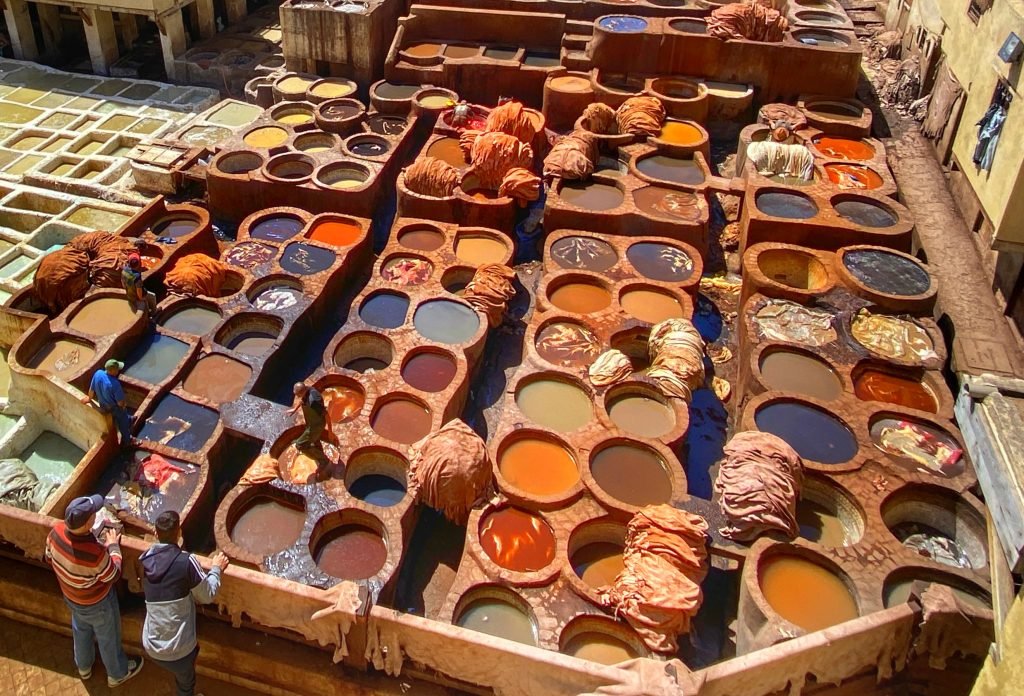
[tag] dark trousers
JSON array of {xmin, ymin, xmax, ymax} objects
[{"xmin": 151, "ymin": 645, "xmax": 198, "ymax": 696}]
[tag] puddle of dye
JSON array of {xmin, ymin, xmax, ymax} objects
[
  {"xmin": 399, "ymin": 227, "xmax": 445, "ymax": 251},
  {"xmin": 499, "ymin": 438, "xmax": 580, "ymax": 496},
  {"xmin": 869, "ymin": 418, "xmax": 964, "ymax": 477},
  {"xmin": 123, "ymin": 334, "xmax": 189, "ymax": 384},
  {"xmin": 550, "ymin": 236, "xmax": 617, "ymax": 271},
  {"xmin": 524, "ymin": 52, "xmax": 560, "ymax": 66},
  {"xmin": 67, "ymin": 297, "xmax": 136, "ymax": 335},
  {"xmin": 835, "ymin": 200, "xmax": 897, "ymax": 228},
  {"xmin": 253, "ymin": 286, "xmax": 301, "ymax": 312},
  {"xmin": 360, "ymin": 293, "xmax": 409, "ymax": 328},
  {"xmin": 382, "ymin": 257, "xmax": 433, "ymax": 285},
  {"xmin": 244, "ymin": 126, "xmax": 289, "ymax": 148},
  {"xmin": 884, "ymin": 578, "xmax": 988, "ymax": 610},
  {"xmin": 349, "ymin": 137, "xmax": 390, "ymax": 157},
  {"xmin": 658, "ymin": 121, "xmax": 703, "ymax": 145},
  {"xmin": 454, "ymin": 235, "xmax": 506, "ymax": 265},
  {"xmin": 756, "ymin": 402, "xmax": 857, "ymax": 464},
  {"xmin": 402, "ymin": 352, "xmax": 457, "ymax": 392},
  {"xmin": 371, "ymin": 399, "xmax": 431, "ymax": 444},
  {"xmin": 572, "ymin": 542, "xmax": 625, "ymax": 588},
  {"xmin": 480, "ymin": 507, "xmax": 556, "ymax": 572},
  {"xmin": 227, "ymin": 332, "xmax": 277, "ymax": 356},
  {"xmin": 405, "ymin": 42, "xmax": 443, "ymax": 57},
  {"xmin": 456, "ymin": 598, "xmax": 536, "ymax": 645},
  {"xmin": 315, "ymin": 524, "xmax": 387, "ymax": 579},
  {"xmin": 796, "ymin": 500, "xmax": 848, "ymax": 546},
  {"xmin": 323, "ymin": 385, "xmax": 364, "ymax": 423},
  {"xmin": 348, "ymin": 474, "xmax": 406, "ymax": 507},
  {"xmin": 251, "ymin": 215, "xmax": 304, "ymax": 242},
  {"xmin": 814, "ymin": 136, "xmax": 874, "ymax": 160},
  {"xmin": 137, "ymin": 395, "xmax": 218, "ymax": 452},
  {"xmin": 231, "ymin": 498, "xmax": 306, "ymax": 557},
  {"xmin": 549, "ymin": 282, "xmax": 611, "ymax": 314},
  {"xmin": 633, "ymin": 186, "xmax": 704, "ymax": 221},
  {"xmin": 280, "ymin": 243, "xmax": 336, "ymax": 275},
  {"xmin": 636, "ymin": 156, "xmax": 704, "ymax": 185},
  {"xmin": 414, "ymin": 300, "xmax": 480, "ymax": 344},
  {"xmin": 162, "ymin": 306, "xmax": 221, "ymax": 335},
  {"xmin": 559, "ymin": 181, "xmax": 625, "ymax": 210},
  {"xmin": 760, "ymin": 555, "xmax": 858, "ymax": 631},
  {"xmin": 608, "ymin": 394, "xmax": 676, "ymax": 438},
  {"xmin": 591, "ymin": 444, "xmax": 672, "ymax": 507},
  {"xmin": 854, "ymin": 369, "xmax": 936, "ymax": 412},
  {"xmin": 759, "ymin": 350, "xmax": 842, "ymax": 401},
  {"xmin": 516, "ymin": 379, "xmax": 592, "ymax": 432},
  {"xmin": 626, "ymin": 242, "xmax": 694, "ymax": 281},
  {"xmin": 224, "ymin": 242, "xmax": 276, "ymax": 268},
  {"xmin": 756, "ymin": 192, "xmax": 818, "ymax": 219},
  {"xmin": 182, "ymin": 354, "xmax": 252, "ymax": 403},
  {"xmin": 426, "ymin": 137, "xmax": 469, "ymax": 170},
  {"xmin": 535, "ymin": 322, "xmax": 602, "ymax": 366},
  {"xmin": 825, "ymin": 163, "xmax": 883, "ymax": 190},
  {"xmin": 620, "ymin": 289, "xmax": 683, "ymax": 323},
  {"xmin": 843, "ymin": 250, "xmax": 929, "ymax": 296},
  {"xmin": 29, "ymin": 339, "xmax": 95, "ymax": 379},
  {"xmin": 345, "ymin": 357, "xmax": 389, "ymax": 372},
  {"xmin": 152, "ymin": 217, "xmax": 199, "ymax": 238},
  {"xmin": 563, "ymin": 632, "xmax": 638, "ymax": 665},
  {"xmin": 21, "ymin": 431, "xmax": 84, "ymax": 487}
]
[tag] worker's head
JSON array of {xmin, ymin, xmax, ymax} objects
[
  {"xmin": 770, "ymin": 126, "xmax": 790, "ymax": 142},
  {"xmin": 155, "ymin": 510, "xmax": 181, "ymax": 545},
  {"xmin": 104, "ymin": 359, "xmax": 124, "ymax": 376},
  {"xmin": 65, "ymin": 495, "xmax": 104, "ymax": 534},
  {"xmin": 293, "ymin": 382, "xmax": 309, "ymax": 398},
  {"xmin": 127, "ymin": 253, "xmax": 141, "ymax": 270},
  {"xmin": 132, "ymin": 238, "xmax": 146, "ymax": 250}
]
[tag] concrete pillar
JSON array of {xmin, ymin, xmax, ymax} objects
[
  {"xmin": 3, "ymin": 0, "xmax": 40, "ymax": 61},
  {"xmin": 82, "ymin": 8, "xmax": 118, "ymax": 76},
  {"xmin": 36, "ymin": 3, "xmax": 63, "ymax": 55},
  {"xmin": 119, "ymin": 13, "xmax": 139, "ymax": 49},
  {"xmin": 224, "ymin": 0, "xmax": 246, "ymax": 27},
  {"xmin": 158, "ymin": 10, "xmax": 188, "ymax": 81},
  {"xmin": 195, "ymin": 0, "xmax": 215, "ymax": 39}
]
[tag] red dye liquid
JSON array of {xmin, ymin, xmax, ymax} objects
[
  {"xmin": 401, "ymin": 352, "xmax": 457, "ymax": 392},
  {"xmin": 854, "ymin": 369, "xmax": 938, "ymax": 413},
  {"xmin": 813, "ymin": 136, "xmax": 874, "ymax": 161},
  {"xmin": 479, "ymin": 507, "xmax": 556, "ymax": 572},
  {"xmin": 824, "ymin": 163, "xmax": 883, "ymax": 190},
  {"xmin": 314, "ymin": 524, "xmax": 387, "ymax": 579},
  {"xmin": 371, "ymin": 399, "xmax": 432, "ymax": 444},
  {"xmin": 309, "ymin": 221, "xmax": 362, "ymax": 247}
]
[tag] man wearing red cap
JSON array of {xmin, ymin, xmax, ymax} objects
[{"xmin": 122, "ymin": 252, "xmax": 156, "ymax": 318}]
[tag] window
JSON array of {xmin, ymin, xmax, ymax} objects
[{"xmin": 968, "ymin": 0, "xmax": 992, "ymax": 23}]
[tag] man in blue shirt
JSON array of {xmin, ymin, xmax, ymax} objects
[{"xmin": 81, "ymin": 359, "xmax": 133, "ymax": 451}]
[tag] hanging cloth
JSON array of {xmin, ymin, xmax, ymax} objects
[{"xmin": 973, "ymin": 103, "xmax": 1006, "ymax": 172}]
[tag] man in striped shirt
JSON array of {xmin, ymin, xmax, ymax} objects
[{"xmin": 44, "ymin": 494, "xmax": 144, "ymax": 687}]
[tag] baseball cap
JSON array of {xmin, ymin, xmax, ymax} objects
[
  {"xmin": 65, "ymin": 495, "xmax": 105, "ymax": 529},
  {"xmin": 127, "ymin": 253, "xmax": 141, "ymax": 268},
  {"xmin": 105, "ymin": 359, "xmax": 125, "ymax": 371}
]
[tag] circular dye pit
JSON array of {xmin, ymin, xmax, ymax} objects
[
  {"xmin": 620, "ymin": 288, "xmax": 684, "ymax": 323},
  {"xmin": 151, "ymin": 216, "xmax": 199, "ymax": 238},
  {"xmin": 562, "ymin": 629, "xmax": 640, "ymax": 665},
  {"xmin": 550, "ymin": 236, "xmax": 617, "ymax": 272},
  {"xmin": 67, "ymin": 297, "xmax": 136, "ymax": 335},
  {"xmin": 381, "ymin": 256, "xmax": 433, "ymax": 286},
  {"xmin": 806, "ymin": 101, "xmax": 862, "ymax": 122},
  {"xmin": 658, "ymin": 121, "xmax": 704, "ymax": 146},
  {"xmin": 813, "ymin": 135, "xmax": 875, "ymax": 160},
  {"xmin": 319, "ymin": 100, "xmax": 363, "ymax": 122},
  {"xmin": 28, "ymin": 339, "xmax": 96, "ymax": 379},
  {"xmin": 599, "ymin": 15, "xmax": 648, "ymax": 31},
  {"xmin": 854, "ymin": 368, "xmax": 937, "ymax": 412},
  {"xmin": 273, "ymin": 106, "xmax": 315, "ymax": 126},
  {"xmin": 796, "ymin": 478, "xmax": 863, "ymax": 547},
  {"xmin": 884, "ymin": 574, "xmax": 989, "ymax": 610},
  {"xmin": 366, "ymin": 115, "xmax": 407, "ymax": 136},
  {"xmin": 348, "ymin": 474, "xmax": 406, "ymax": 507},
  {"xmin": 515, "ymin": 379, "xmax": 592, "ymax": 432},
  {"xmin": 535, "ymin": 322, "xmax": 602, "ymax": 367},
  {"xmin": 590, "ymin": 443, "xmax": 673, "ymax": 507},
  {"xmin": 669, "ymin": 18, "xmax": 707, "ymax": 33},
  {"xmin": 548, "ymin": 281, "xmax": 612, "ymax": 314},
  {"xmin": 626, "ymin": 242, "xmax": 695, "ymax": 282},
  {"xmin": 280, "ymin": 243, "xmax": 335, "ymax": 275},
  {"xmin": 413, "ymin": 300, "xmax": 480, "ymax": 344},
  {"xmin": 571, "ymin": 541, "xmax": 625, "ymax": 588},
  {"xmin": 550, "ymin": 75, "xmax": 591, "ymax": 93},
  {"xmin": 756, "ymin": 192, "xmax": 819, "ymax": 219},
  {"xmin": 323, "ymin": 384, "xmax": 364, "ymax": 423},
  {"xmin": 851, "ymin": 313, "xmax": 934, "ymax": 363},
  {"xmin": 558, "ymin": 181, "xmax": 625, "ymax": 211},
  {"xmin": 316, "ymin": 164, "xmax": 370, "ymax": 190},
  {"xmin": 633, "ymin": 187, "xmax": 703, "ymax": 221},
  {"xmin": 371, "ymin": 398, "xmax": 431, "ymax": 443},
  {"xmin": 314, "ymin": 524, "xmax": 387, "ymax": 580},
  {"xmin": 499, "ymin": 436, "xmax": 580, "ymax": 497},
  {"xmin": 824, "ymin": 163, "xmax": 883, "ymax": 190},
  {"xmin": 345, "ymin": 451, "xmax": 407, "ymax": 507},
  {"xmin": 399, "ymin": 226, "xmax": 445, "ymax": 251},
  {"xmin": 607, "ymin": 392, "xmax": 676, "ymax": 438},
  {"xmin": 417, "ymin": 92, "xmax": 455, "ymax": 109},
  {"xmin": 797, "ymin": 499, "xmax": 850, "ymax": 547},
  {"xmin": 230, "ymin": 496, "xmax": 306, "ymax": 558},
  {"xmin": 455, "ymin": 595, "xmax": 537, "ymax": 646},
  {"xmin": 758, "ymin": 349, "xmax": 842, "ymax": 401},
  {"xmin": 253, "ymin": 285, "xmax": 301, "ymax": 312},
  {"xmin": 250, "ymin": 215, "xmax": 304, "ymax": 242},
  {"xmin": 759, "ymin": 554, "xmax": 858, "ymax": 631},
  {"xmin": 636, "ymin": 156, "xmax": 705, "ymax": 185},
  {"xmin": 870, "ymin": 418, "xmax": 964, "ymax": 477},
  {"xmin": 842, "ymin": 249, "xmax": 930, "ymax": 297},
  {"xmin": 479, "ymin": 507, "xmax": 556, "ymax": 572},
  {"xmin": 348, "ymin": 135, "xmax": 390, "ymax": 157},
  {"xmin": 161, "ymin": 306, "xmax": 221, "ymax": 335},
  {"xmin": 293, "ymin": 132, "xmax": 338, "ymax": 154},
  {"xmin": 308, "ymin": 219, "xmax": 362, "ymax": 247},
  {"xmin": 426, "ymin": 137, "xmax": 469, "ymax": 171},
  {"xmin": 244, "ymin": 126, "xmax": 289, "ymax": 148},
  {"xmin": 311, "ymin": 79, "xmax": 356, "ymax": 99},
  {"xmin": 755, "ymin": 401, "xmax": 857, "ymax": 464},
  {"xmin": 454, "ymin": 234, "xmax": 506, "ymax": 266},
  {"xmin": 835, "ymin": 199, "xmax": 898, "ymax": 228},
  {"xmin": 225, "ymin": 242, "xmax": 276, "ymax": 268},
  {"xmin": 226, "ymin": 331, "xmax": 277, "ymax": 356},
  {"xmin": 182, "ymin": 354, "xmax": 252, "ymax": 403},
  {"xmin": 757, "ymin": 249, "xmax": 829, "ymax": 291},
  {"xmin": 267, "ymin": 155, "xmax": 314, "ymax": 181},
  {"xmin": 360, "ymin": 293, "xmax": 409, "ymax": 329},
  {"xmin": 402, "ymin": 351, "xmax": 457, "ymax": 392}
]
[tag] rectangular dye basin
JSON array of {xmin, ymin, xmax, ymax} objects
[
  {"xmin": 21, "ymin": 431, "xmax": 85, "ymax": 487},
  {"xmin": 0, "ymin": 254, "xmax": 35, "ymax": 279},
  {"xmin": 65, "ymin": 206, "xmax": 132, "ymax": 230}
]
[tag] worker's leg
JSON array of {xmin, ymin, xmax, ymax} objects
[
  {"xmin": 111, "ymin": 407, "xmax": 132, "ymax": 448},
  {"xmin": 66, "ymin": 599, "xmax": 96, "ymax": 674}
]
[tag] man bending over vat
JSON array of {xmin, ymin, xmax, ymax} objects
[
  {"xmin": 45, "ymin": 494, "xmax": 145, "ymax": 687},
  {"xmin": 81, "ymin": 359, "xmax": 135, "ymax": 453},
  {"xmin": 141, "ymin": 511, "xmax": 229, "ymax": 696},
  {"xmin": 123, "ymin": 252, "xmax": 158, "ymax": 318},
  {"xmin": 288, "ymin": 381, "xmax": 340, "ymax": 478}
]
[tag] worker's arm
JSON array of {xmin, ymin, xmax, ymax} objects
[
  {"xmin": 189, "ymin": 552, "xmax": 229, "ymax": 604},
  {"xmin": 80, "ymin": 388, "xmax": 94, "ymax": 405}
]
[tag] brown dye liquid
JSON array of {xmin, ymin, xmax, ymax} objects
[
  {"xmin": 549, "ymin": 283, "xmax": 611, "ymax": 313},
  {"xmin": 515, "ymin": 380, "xmax": 592, "ymax": 432},
  {"xmin": 374, "ymin": 83, "xmax": 420, "ymax": 99},
  {"xmin": 67, "ymin": 297, "xmax": 136, "ymax": 335},
  {"xmin": 404, "ymin": 42, "xmax": 443, "ymax": 57},
  {"xmin": 550, "ymin": 75, "xmax": 591, "ymax": 92},
  {"xmin": 230, "ymin": 498, "xmax": 305, "ymax": 557},
  {"xmin": 571, "ymin": 542, "xmax": 625, "ymax": 588},
  {"xmin": 759, "ymin": 350, "xmax": 843, "ymax": 402},
  {"xmin": 607, "ymin": 395, "xmax": 675, "ymax": 438},
  {"xmin": 591, "ymin": 445, "xmax": 672, "ymax": 507},
  {"xmin": 229, "ymin": 334, "xmax": 276, "ymax": 356},
  {"xmin": 444, "ymin": 44, "xmax": 480, "ymax": 58},
  {"xmin": 456, "ymin": 598, "xmax": 537, "ymax": 645},
  {"xmin": 796, "ymin": 500, "xmax": 848, "ymax": 547},
  {"xmin": 371, "ymin": 399, "xmax": 431, "ymax": 444},
  {"xmin": 426, "ymin": 137, "xmax": 469, "ymax": 170},
  {"xmin": 182, "ymin": 354, "xmax": 252, "ymax": 403},
  {"xmin": 323, "ymin": 386, "xmax": 364, "ymax": 423},
  {"xmin": 399, "ymin": 228, "xmax": 445, "ymax": 251},
  {"xmin": 401, "ymin": 352, "xmax": 457, "ymax": 392},
  {"xmin": 454, "ymin": 235, "xmax": 505, "ymax": 266},
  {"xmin": 30, "ymin": 340, "xmax": 95, "ymax": 378},
  {"xmin": 535, "ymin": 322, "xmax": 601, "ymax": 366},
  {"xmin": 620, "ymin": 289, "xmax": 683, "ymax": 324},
  {"xmin": 559, "ymin": 182, "xmax": 624, "ymax": 211},
  {"xmin": 315, "ymin": 525, "xmax": 387, "ymax": 579},
  {"xmin": 479, "ymin": 507, "xmax": 556, "ymax": 572},
  {"xmin": 562, "ymin": 632, "xmax": 638, "ymax": 665},
  {"xmin": 854, "ymin": 369, "xmax": 937, "ymax": 413},
  {"xmin": 499, "ymin": 438, "xmax": 579, "ymax": 496},
  {"xmin": 884, "ymin": 579, "xmax": 988, "ymax": 610},
  {"xmin": 759, "ymin": 555, "xmax": 858, "ymax": 631}
]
